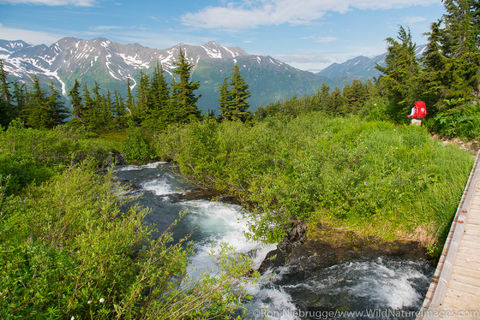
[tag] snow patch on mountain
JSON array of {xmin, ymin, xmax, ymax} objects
[
  {"xmin": 202, "ymin": 45, "xmax": 223, "ymax": 59},
  {"xmin": 118, "ymin": 53, "xmax": 150, "ymax": 69},
  {"xmin": 222, "ymin": 45, "xmax": 239, "ymax": 58}
]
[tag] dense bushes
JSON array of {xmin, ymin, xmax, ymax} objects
[
  {"xmin": 120, "ymin": 126, "xmax": 156, "ymax": 163},
  {"xmin": 0, "ymin": 121, "xmax": 120, "ymax": 194},
  {"xmin": 427, "ymin": 103, "xmax": 480, "ymax": 140},
  {"xmin": 155, "ymin": 114, "xmax": 473, "ymax": 254},
  {"xmin": 0, "ymin": 162, "xmax": 255, "ymax": 319},
  {"xmin": 0, "ymin": 122, "xmax": 256, "ymax": 319}
]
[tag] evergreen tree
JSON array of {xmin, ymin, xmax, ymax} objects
[
  {"xmin": 13, "ymin": 81, "xmax": 26, "ymax": 120},
  {"xmin": 219, "ymin": 65, "xmax": 251, "ymax": 121},
  {"xmin": 23, "ymin": 76, "xmax": 49, "ymax": 128},
  {"xmin": 82, "ymin": 84, "xmax": 94, "ymax": 128},
  {"xmin": 342, "ymin": 80, "xmax": 369, "ymax": 114},
  {"xmin": 45, "ymin": 81, "xmax": 69, "ymax": 127},
  {"xmin": 328, "ymin": 88, "xmax": 347, "ymax": 116},
  {"xmin": 87, "ymin": 81, "xmax": 104, "ymax": 129},
  {"xmin": 310, "ymin": 83, "xmax": 330, "ymax": 112},
  {"xmin": 69, "ymin": 79, "xmax": 83, "ymax": 120},
  {"xmin": 228, "ymin": 65, "xmax": 250, "ymax": 121},
  {"xmin": 440, "ymin": 0, "xmax": 480, "ymax": 101},
  {"xmin": 134, "ymin": 71, "xmax": 150, "ymax": 123},
  {"xmin": 150, "ymin": 62, "xmax": 169, "ymax": 114},
  {"xmin": 0, "ymin": 60, "xmax": 13, "ymax": 127},
  {"xmin": 171, "ymin": 48, "xmax": 201, "ymax": 122},
  {"xmin": 218, "ymin": 77, "xmax": 231, "ymax": 120},
  {"xmin": 376, "ymin": 26, "xmax": 420, "ymax": 121},
  {"xmin": 126, "ymin": 78, "xmax": 135, "ymax": 115},
  {"xmin": 113, "ymin": 89, "xmax": 127, "ymax": 128},
  {"xmin": 0, "ymin": 60, "xmax": 11, "ymax": 105},
  {"xmin": 101, "ymin": 89, "xmax": 114, "ymax": 129}
]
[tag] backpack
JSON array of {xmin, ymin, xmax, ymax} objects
[{"xmin": 414, "ymin": 101, "xmax": 427, "ymax": 118}]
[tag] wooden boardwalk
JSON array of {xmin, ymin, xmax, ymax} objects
[{"xmin": 418, "ymin": 151, "xmax": 480, "ymax": 320}]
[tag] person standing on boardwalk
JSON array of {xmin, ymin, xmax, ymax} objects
[{"xmin": 407, "ymin": 101, "xmax": 427, "ymax": 126}]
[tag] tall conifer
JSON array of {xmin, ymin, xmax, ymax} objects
[{"xmin": 171, "ymin": 48, "xmax": 201, "ymax": 122}]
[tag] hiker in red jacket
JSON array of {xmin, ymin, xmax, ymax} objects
[{"xmin": 407, "ymin": 101, "xmax": 427, "ymax": 126}]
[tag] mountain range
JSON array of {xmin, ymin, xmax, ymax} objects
[
  {"xmin": 316, "ymin": 45, "xmax": 426, "ymax": 88},
  {"xmin": 0, "ymin": 37, "xmax": 425, "ymax": 112}
]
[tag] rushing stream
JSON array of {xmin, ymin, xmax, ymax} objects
[{"xmin": 115, "ymin": 161, "xmax": 434, "ymax": 320}]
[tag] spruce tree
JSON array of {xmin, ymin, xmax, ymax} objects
[
  {"xmin": 376, "ymin": 26, "xmax": 420, "ymax": 121},
  {"xmin": 327, "ymin": 88, "xmax": 347, "ymax": 116},
  {"xmin": 218, "ymin": 77, "xmax": 231, "ymax": 120},
  {"xmin": 342, "ymin": 80, "xmax": 368, "ymax": 114},
  {"xmin": 150, "ymin": 62, "xmax": 169, "ymax": 114},
  {"xmin": 12, "ymin": 81, "xmax": 26, "ymax": 120},
  {"xmin": 113, "ymin": 89, "xmax": 127, "ymax": 128},
  {"xmin": 228, "ymin": 65, "xmax": 250, "ymax": 121},
  {"xmin": 23, "ymin": 76, "xmax": 49, "ymax": 128},
  {"xmin": 102, "ymin": 89, "xmax": 114, "ymax": 129},
  {"xmin": 126, "ymin": 78, "xmax": 135, "ymax": 115},
  {"xmin": 82, "ymin": 84, "xmax": 94, "ymax": 128},
  {"xmin": 0, "ymin": 60, "xmax": 12, "ymax": 127},
  {"xmin": 69, "ymin": 79, "xmax": 83, "ymax": 120},
  {"xmin": 134, "ymin": 71, "xmax": 150, "ymax": 123},
  {"xmin": 219, "ymin": 65, "xmax": 251, "ymax": 121},
  {"xmin": 440, "ymin": 0, "xmax": 480, "ymax": 101},
  {"xmin": 45, "ymin": 81, "xmax": 69, "ymax": 127},
  {"xmin": 171, "ymin": 48, "xmax": 201, "ymax": 122}
]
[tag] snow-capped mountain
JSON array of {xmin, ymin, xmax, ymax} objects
[{"xmin": 0, "ymin": 37, "xmax": 327, "ymax": 111}]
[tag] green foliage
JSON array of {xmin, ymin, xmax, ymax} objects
[
  {"xmin": 0, "ymin": 163, "xmax": 254, "ymax": 319},
  {"xmin": 0, "ymin": 120, "xmax": 118, "ymax": 194},
  {"xmin": 427, "ymin": 102, "xmax": 480, "ymax": 140},
  {"xmin": 155, "ymin": 113, "xmax": 473, "ymax": 250},
  {"xmin": 21, "ymin": 77, "xmax": 70, "ymax": 129},
  {"xmin": 359, "ymin": 96, "xmax": 391, "ymax": 121},
  {"xmin": 121, "ymin": 126, "xmax": 155, "ymax": 163}
]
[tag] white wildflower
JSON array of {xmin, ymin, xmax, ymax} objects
[{"xmin": 99, "ymin": 298, "xmax": 105, "ymax": 303}]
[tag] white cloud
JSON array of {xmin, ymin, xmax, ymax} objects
[
  {"xmin": 0, "ymin": 24, "xmax": 61, "ymax": 44},
  {"xmin": 91, "ymin": 25, "xmax": 124, "ymax": 31},
  {"xmin": 404, "ymin": 16, "xmax": 427, "ymax": 25},
  {"xmin": 182, "ymin": 0, "xmax": 438, "ymax": 30},
  {"xmin": 274, "ymin": 52, "xmax": 337, "ymax": 72},
  {"xmin": 302, "ymin": 36, "xmax": 337, "ymax": 43},
  {"xmin": 0, "ymin": 0, "xmax": 95, "ymax": 6}
]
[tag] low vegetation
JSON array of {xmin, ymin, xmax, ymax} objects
[
  {"xmin": 155, "ymin": 114, "xmax": 473, "ymax": 256},
  {"xmin": 0, "ymin": 126, "xmax": 255, "ymax": 319}
]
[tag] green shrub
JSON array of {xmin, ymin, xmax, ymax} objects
[
  {"xmin": 0, "ymin": 163, "xmax": 254, "ymax": 319},
  {"xmin": 155, "ymin": 113, "xmax": 473, "ymax": 250},
  {"xmin": 359, "ymin": 96, "xmax": 391, "ymax": 121},
  {"xmin": 121, "ymin": 126, "xmax": 155, "ymax": 163},
  {"xmin": 0, "ymin": 121, "xmax": 119, "ymax": 194},
  {"xmin": 427, "ymin": 103, "xmax": 480, "ymax": 140}
]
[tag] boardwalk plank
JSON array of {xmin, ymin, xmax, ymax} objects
[{"xmin": 418, "ymin": 152, "xmax": 480, "ymax": 320}]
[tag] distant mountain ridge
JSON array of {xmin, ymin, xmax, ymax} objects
[
  {"xmin": 0, "ymin": 37, "xmax": 328, "ymax": 112},
  {"xmin": 317, "ymin": 45, "xmax": 427, "ymax": 88},
  {"xmin": 0, "ymin": 37, "xmax": 427, "ymax": 112}
]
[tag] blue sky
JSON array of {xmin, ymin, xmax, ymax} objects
[{"xmin": 0, "ymin": 0, "xmax": 445, "ymax": 71}]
